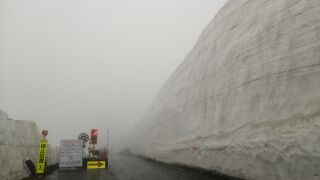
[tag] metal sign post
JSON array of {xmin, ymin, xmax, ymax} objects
[
  {"xmin": 78, "ymin": 133, "xmax": 89, "ymax": 158},
  {"xmin": 107, "ymin": 129, "xmax": 109, "ymax": 158}
]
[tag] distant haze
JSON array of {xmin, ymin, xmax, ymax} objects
[{"xmin": 0, "ymin": 0, "xmax": 226, "ymax": 149}]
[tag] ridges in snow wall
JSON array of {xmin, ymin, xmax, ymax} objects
[{"xmin": 129, "ymin": 0, "xmax": 320, "ymax": 179}]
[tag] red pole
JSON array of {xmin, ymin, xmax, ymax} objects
[{"xmin": 107, "ymin": 129, "xmax": 109, "ymax": 156}]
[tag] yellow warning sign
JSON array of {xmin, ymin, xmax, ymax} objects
[
  {"xmin": 36, "ymin": 140, "xmax": 48, "ymax": 174},
  {"xmin": 87, "ymin": 161, "xmax": 106, "ymax": 169}
]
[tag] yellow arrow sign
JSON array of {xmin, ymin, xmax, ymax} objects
[{"xmin": 87, "ymin": 161, "xmax": 106, "ymax": 169}]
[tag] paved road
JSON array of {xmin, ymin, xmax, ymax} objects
[{"xmin": 45, "ymin": 153, "xmax": 226, "ymax": 180}]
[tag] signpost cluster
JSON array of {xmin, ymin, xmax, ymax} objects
[
  {"xmin": 57, "ymin": 128, "xmax": 109, "ymax": 170},
  {"xmin": 34, "ymin": 128, "xmax": 109, "ymax": 177}
]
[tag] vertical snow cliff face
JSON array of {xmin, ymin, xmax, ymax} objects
[
  {"xmin": 129, "ymin": 0, "xmax": 320, "ymax": 179},
  {"xmin": 0, "ymin": 110, "xmax": 58, "ymax": 180}
]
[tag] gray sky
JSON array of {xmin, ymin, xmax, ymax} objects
[{"xmin": 0, "ymin": 0, "xmax": 226, "ymax": 148}]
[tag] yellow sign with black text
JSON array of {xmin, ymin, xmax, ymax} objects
[
  {"xmin": 87, "ymin": 161, "xmax": 106, "ymax": 169},
  {"xmin": 36, "ymin": 140, "xmax": 48, "ymax": 174}
]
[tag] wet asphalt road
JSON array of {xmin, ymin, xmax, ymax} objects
[{"xmin": 45, "ymin": 153, "xmax": 225, "ymax": 180}]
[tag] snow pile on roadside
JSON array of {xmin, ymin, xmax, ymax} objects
[
  {"xmin": 0, "ymin": 110, "xmax": 9, "ymax": 120},
  {"xmin": 0, "ymin": 110, "xmax": 58, "ymax": 179}
]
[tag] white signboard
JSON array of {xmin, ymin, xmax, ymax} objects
[{"xmin": 59, "ymin": 139, "xmax": 83, "ymax": 168}]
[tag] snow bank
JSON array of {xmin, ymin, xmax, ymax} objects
[
  {"xmin": 0, "ymin": 110, "xmax": 9, "ymax": 121},
  {"xmin": 0, "ymin": 110, "xmax": 58, "ymax": 180},
  {"xmin": 129, "ymin": 0, "xmax": 320, "ymax": 179}
]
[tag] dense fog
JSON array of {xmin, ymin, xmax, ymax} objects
[{"xmin": 0, "ymin": 0, "xmax": 226, "ymax": 149}]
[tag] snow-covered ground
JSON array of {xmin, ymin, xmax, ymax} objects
[{"xmin": 129, "ymin": 0, "xmax": 320, "ymax": 179}]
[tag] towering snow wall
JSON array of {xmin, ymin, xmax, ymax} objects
[
  {"xmin": 0, "ymin": 110, "xmax": 58, "ymax": 180},
  {"xmin": 129, "ymin": 0, "xmax": 320, "ymax": 179}
]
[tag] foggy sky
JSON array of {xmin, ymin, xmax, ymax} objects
[{"xmin": 0, "ymin": 0, "xmax": 226, "ymax": 149}]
